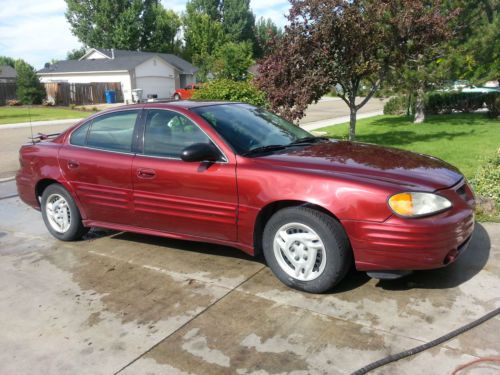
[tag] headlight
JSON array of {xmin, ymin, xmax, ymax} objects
[{"xmin": 388, "ymin": 192, "xmax": 452, "ymax": 218}]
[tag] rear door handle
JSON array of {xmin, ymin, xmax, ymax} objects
[
  {"xmin": 137, "ymin": 168, "xmax": 156, "ymax": 179},
  {"xmin": 68, "ymin": 160, "xmax": 80, "ymax": 169}
]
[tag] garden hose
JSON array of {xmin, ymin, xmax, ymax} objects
[{"xmin": 350, "ymin": 307, "xmax": 500, "ymax": 375}]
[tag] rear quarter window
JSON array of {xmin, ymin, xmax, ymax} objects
[{"xmin": 70, "ymin": 122, "xmax": 90, "ymax": 146}]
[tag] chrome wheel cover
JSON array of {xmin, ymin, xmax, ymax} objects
[
  {"xmin": 273, "ymin": 222, "xmax": 326, "ymax": 281},
  {"xmin": 45, "ymin": 194, "xmax": 71, "ymax": 233}
]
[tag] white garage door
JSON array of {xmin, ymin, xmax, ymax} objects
[{"xmin": 136, "ymin": 77, "xmax": 175, "ymax": 99}]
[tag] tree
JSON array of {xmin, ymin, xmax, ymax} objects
[
  {"xmin": 183, "ymin": 0, "xmax": 225, "ymax": 79},
  {"xmin": 212, "ymin": 41, "xmax": 254, "ymax": 80},
  {"xmin": 0, "ymin": 56, "xmax": 16, "ymax": 68},
  {"xmin": 67, "ymin": 47, "xmax": 87, "ymax": 60},
  {"xmin": 221, "ymin": 0, "xmax": 255, "ymax": 44},
  {"xmin": 388, "ymin": 1, "xmax": 497, "ymax": 123},
  {"xmin": 439, "ymin": 0, "xmax": 499, "ymax": 85},
  {"xmin": 187, "ymin": 0, "xmax": 222, "ymax": 21},
  {"xmin": 144, "ymin": 5, "xmax": 182, "ymax": 53},
  {"xmin": 65, "ymin": 0, "xmax": 181, "ymax": 52},
  {"xmin": 14, "ymin": 60, "xmax": 45, "ymax": 104},
  {"xmin": 257, "ymin": 0, "xmax": 455, "ymax": 140},
  {"xmin": 66, "ymin": 0, "xmax": 143, "ymax": 50},
  {"xmin": 254, "ymin": 17, "xmax": 282, "ymax": 58}
]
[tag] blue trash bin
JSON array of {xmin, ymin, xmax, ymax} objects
[{"xmin": 104, "ymin": 90, "xmax": 116, "ymax": 104}]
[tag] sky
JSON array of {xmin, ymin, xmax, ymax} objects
[{"xmin": 0, "ymin": 0, "xmax": 290, "ymax": 69}]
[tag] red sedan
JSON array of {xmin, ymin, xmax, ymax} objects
[{"xmin": 16, "ymin": 102, "xmax": 475, "ymax": 293}]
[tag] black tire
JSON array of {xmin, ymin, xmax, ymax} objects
[
  {"xmin": 174, "ymin": 94, "xmax": 181, "ymax": 100},
  {"xmin": 262, "ymin": 206, "xmax": 352, "ymax": 293},
  {"xmin": 40, "ymin": 184, "xmax": 89, "ymax": 241}
]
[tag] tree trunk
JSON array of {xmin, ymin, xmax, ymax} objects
[
  {"xmin": 349, "ymin": 106, "xmax": 357, "ymax": 141},
  {"xmin": 406, "ymin": 92, "xmax": 413, "ymax": 116},
  {"xmin": 414, "ymin": 85, "xmax": 425, "ymax": 123}
]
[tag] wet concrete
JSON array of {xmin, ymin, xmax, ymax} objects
[{"xmin": 0, "ymin": 194, "xmax": 499, "ymax": 374}]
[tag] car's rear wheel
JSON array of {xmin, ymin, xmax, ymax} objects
[
  {"xmin": 41, "ymin": 184, "xmax": 89, "ymax": 241},
  {"xmin": 174, "ymin": 93, "xmax": 181, "ymax": 100},
  {"xmin": 262, "ymin": 207, "xmax": 351, "ymax": 293}
]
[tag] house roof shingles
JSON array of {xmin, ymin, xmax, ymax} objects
[
  {"xmin": 0, "ymin": 65, "xmax": 17, "ymax": 79},
  {"xmin": 38, "ymin": 49, "xmax": 198, "ymax": 75}
]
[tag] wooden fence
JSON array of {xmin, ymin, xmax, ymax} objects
[
  {"xmin": 0, "ymin": 82, "xmax": 17, "ymax": 105},
  {"xmin": 44, "ymin": 82, "xmax": 124, "ymax": 106}
]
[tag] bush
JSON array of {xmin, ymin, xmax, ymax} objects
[
  {"xmin": 425, "ymin": 91, "xmax": 499, "ymax": 115},
  {"xmin": 192, "ymin": 79, "xmax": 267, "ymax": 107},
  {"xmin": 383, "ymin": 95, "xmax": 415, "ymax": 115},
  {"xmin": 471, "ymin": 149, "xmax": 500, "ymax": 221},
  {"xmin": 14, "ymin": 59, "xmax": 45, "ymax": 105},
  {"xmin": 485, "ymin": 92, "xmax": 500, "ymax": 119},
  {"xmin": 384, "ymin": 96, "xmax": 407, "ymax": 115}
]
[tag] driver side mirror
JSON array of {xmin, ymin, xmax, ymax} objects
[{"xmin": 181, "ymin": 143, "xmax": 221, "ymax": 162}]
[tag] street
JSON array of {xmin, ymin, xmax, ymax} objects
[{"xmin": 0, "ymin": 97, "xmax": 386, "ymax": 179}]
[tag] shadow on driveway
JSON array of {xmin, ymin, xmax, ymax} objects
[{"xmin": 83, "ymin": 222, "xmax": 490, "ymax": 293}]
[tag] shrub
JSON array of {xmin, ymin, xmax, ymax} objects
[
  {"xmin": 192, "ymin": 79, "xmax": 267, "ymax": 107},
  {"xmin": 425, "ymin": 91, "xmax": 499, "ymax": 115},
  {"xmin": 383, "ymin": 95, "xmax": 415, "ymax": 115},
  {"xmin": 384, "ymin": 96, "xmax": 407, "ymax": 115},
  {"xmin": 14, "ymin": 59, "xmax": 45, "ymax": 105},
  {"xmin": 485, "ymin": 92, "xmax": 500, "ymax": 119},
  {"xmin": 471, "ymin": 149, "xmax": 500, "ymax": 220}
]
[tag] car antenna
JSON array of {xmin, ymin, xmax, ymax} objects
[{"xmin": 28, "ymin": 102, "xmax": 34, "ymax": 145}]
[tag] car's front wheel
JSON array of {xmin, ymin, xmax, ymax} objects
[
  {"xmin": 41, "ymin": 184, "xmax": 89, "ymax": 241},
  {"xmin": 174, "ymin": 93, "xmax": 181, "ymax": 100},
  {"xmin": 263, "ymin": 207, "xmax": 351, "ymax": 293}
]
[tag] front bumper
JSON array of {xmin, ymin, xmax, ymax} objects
[{"xmin": 343, "ymin": 181, "xmax": 475, "ymax": 271}]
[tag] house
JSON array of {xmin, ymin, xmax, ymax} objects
[
  {"xmin": 0, "ymin": 65, "xmax": 17, "ymax": 83},
  {"xmin": 37, "ymin": 48, "xmax": 198, "ymax": 103}
]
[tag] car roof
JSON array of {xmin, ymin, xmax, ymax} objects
[
  {"xmin": 92, "ymin": 101, "xmax": 245, "ymax": 118},
  {"xmin": 143, "ymin": 100, "xmax": 241, "ymax": 109}
]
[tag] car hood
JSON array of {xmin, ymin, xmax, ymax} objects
[{"xmin": 256, "ymin": 141, "xmax": 463, "ymax": 190}]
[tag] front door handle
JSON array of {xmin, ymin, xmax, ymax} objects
[
  {"xmin": 68, "ymin": 160, "xmax": 79, "ymax": 169},
  {"xmin": 137, "ymin": 168, "xmax": 156, "ymax": 179}
]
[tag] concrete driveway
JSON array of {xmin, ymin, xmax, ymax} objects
[{"xmin": 1, "ymin": 179, "xmax": 499, "ymax": 374}]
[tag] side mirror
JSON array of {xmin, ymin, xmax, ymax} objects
[{"xmin": 181, "ymin": 143, "xmax": 220, "ymax": 162}]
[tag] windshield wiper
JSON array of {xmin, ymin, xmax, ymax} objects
[
  {"xmin": 289, "ymin": 136, "xmax": 330, "ymax": 145},
  {"xmin": 243, "ymin": 144, "xmax": 287, "ymax": 156}
]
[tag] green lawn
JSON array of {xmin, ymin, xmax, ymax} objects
[
  {"xmin": 0, "ymin": 106, "xmax": 92, "ymax": 125},
  {"xmin": 318, "ymin": 113, "xmax": 500, "ymax": 179}
]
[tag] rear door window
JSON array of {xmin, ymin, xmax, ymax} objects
[{"xmin": 85, "ymin": 110, "xmax": 139, "ymax": 153}]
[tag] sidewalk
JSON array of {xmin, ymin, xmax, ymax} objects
[
  {"xmin": 300, "ymin": 110, "xmax": 383, "ymax": 131},
  {"xmin": 0, "ymin": 118, "xmax": 84, "ymax": 130}
]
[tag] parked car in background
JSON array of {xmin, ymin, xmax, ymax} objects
[
  {"xmin": 16, "ymin": 101, "xmax": 475, "ymax": 293},
  {"xmin": 173, "ymin": 84, "xmax": 200, "ymax": 100},
  {"xmin": 461, "ymin": 86, "xmax": 500, "ymax": 93}
]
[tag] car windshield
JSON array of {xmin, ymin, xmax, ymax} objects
[{"xmin": 191, "ymin": 103, "xmax": 315, "ymax": 155}]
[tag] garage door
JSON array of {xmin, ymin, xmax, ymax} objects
[{"xmin": 136, "ymin": 77, "xmax": 175, "ymax": 99}]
